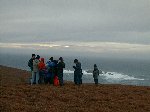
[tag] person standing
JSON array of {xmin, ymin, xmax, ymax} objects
[
  {"xmin": 28, "ymin": 54, "xmax": 36, "ymax": 84},
  {"xmin": 73, "ymin": 59, "xmax": 82, "ymax": 85},
  {"xmin": 57, "ymin": 57, "xmax": 65, "ymax": 86},
  {"xmin": 45, "ymin": 57, "xmax": 55, "ymax": 84},
  {"xmin": 38, "ymin": 58, "xmax": 46, "ymax": 84},
  {"xmin": 32, "ymin": 55, "xmax": 40, "ymax": 84},
  {"xmin": 93, "ymin": 64, "xmax": 99, "ymax": 85}
]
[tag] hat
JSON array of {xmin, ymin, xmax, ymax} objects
[
  {"xmin": 41, "ymin": 58, "xmax": 44, "ymax": 62},
  {"xmin": 49, "ymin": 57, "xmax": 53, "ymax": 61},
  {"xmin": 74, "ymin": 59, "xmax": 78, "ymax": 63},
  {"xmin": 59, "ymin": 57, "xmax": 63, "ymax": 61},
  {"xmin": 32, "ymin": 54, "xmax": 35, "ymax": 57},
  {"xmin": 36, "ymin": 55, "xmax": 40, "ymax": 59},
  {"xmin": 94, "ymin": 64, "xmax": 97, "ymax": 67}
]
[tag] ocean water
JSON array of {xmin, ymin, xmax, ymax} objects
[{"xmin": 0, "ymin": 53, "xmax": 150, "ymax": 86}]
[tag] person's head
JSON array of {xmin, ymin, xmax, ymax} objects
[
  {"xmin": 40, "ymin": 58, "xmax": 44, "ymax": 63},
  {"xmin": 74, "ymin": 59, "xmax": 78, "ymax": 63},
  {"xmin": 59, "ymin": 57, "xmax": 63, "ymax": 61},
  {"xmin": 36, "ymin": 55, "xmax": 40, "ymax": 59},
  {"xmin": 32, "ymin": 54, "xmax": 35, "ymax": 59},
  {"xmin": 94, "ymin": 64, "xmax": 97, "ymax": 67},
  {"xmin": 94, "ymin": 64, "xmax": 98, "ymax": 70},
  {"xmin": 49, "ymin": 57, "xmax": 53, "ymax": 61},
  {"xmin": 53, "ymin": 60, "xmax": 58, "ymax": 64}
]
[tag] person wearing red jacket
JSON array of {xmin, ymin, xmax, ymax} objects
[{"xmin": 38, "ymin": 58, "xmax": 46, "ymax": 84}]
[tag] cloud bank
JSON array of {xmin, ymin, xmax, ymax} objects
[
  {"xmin": 0, "ymin": 0, "xmax": 150, "ymax": 44},
  {"xmin": 0, "ymin": 41, "xmax": 150, "ymax": 53}
]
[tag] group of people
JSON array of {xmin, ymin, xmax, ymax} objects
[
  {"xmin": 28, "ymin": 54, "xmax": 65, "ymax": 86},
  {"xmin": 28, "ymin": 54, "xmax": 101, "ymax": 86}
]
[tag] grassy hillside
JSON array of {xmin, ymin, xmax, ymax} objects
[{"xmin": 0, "ymin": 65, "xmax": 150, "ymax": 112}]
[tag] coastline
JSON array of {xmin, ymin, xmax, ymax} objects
[{"xmin": 0, "ymin": 65, "xmax": 150, "ymax": 112}]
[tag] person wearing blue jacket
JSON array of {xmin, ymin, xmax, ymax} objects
[{"xmin": 45, "ymin": 57, "xmax": 55, "ymax": 84}]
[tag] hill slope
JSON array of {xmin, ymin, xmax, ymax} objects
[{"xmin": 0, "ymin": 65, "xmax": 150, "ymax": 112}]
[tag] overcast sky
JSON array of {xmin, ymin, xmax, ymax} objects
[{"xmin": 0, "ymin": 0, "xmax": 150, "ymax": 59}]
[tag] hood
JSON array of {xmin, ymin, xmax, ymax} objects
[{"xmin": 41, "ymin": 58, "xmax": 44, "ymax": 63}]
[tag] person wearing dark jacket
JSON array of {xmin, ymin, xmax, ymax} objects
[
  {"xmin": 57, "ymin": 57, "xmax": 65, "ymax": 86},
  {"xmin": 28, "ymin": 54, "xmax": 35, "ymax": 71},
  {"xmin": 28, "ymin": 54, "xmax": 35, "ymax": 84},
  {"xmin": 93, "ymin": 64, "xmax": 99, "ymax": 85},
  {"xmin": 73, "ymin": 59, "xmax": 82, "ymax": 85}
]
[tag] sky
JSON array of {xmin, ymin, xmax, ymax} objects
[{"xmin": 0, "ymin": 0, "xmax": 150, "ymax": 59}]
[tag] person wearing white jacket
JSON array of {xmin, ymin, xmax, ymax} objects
[{"xmin": 32, "ymin": 55, "xmax": 40, "ymax": 85}]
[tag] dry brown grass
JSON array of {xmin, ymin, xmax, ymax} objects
[{"xmin": 0, "ymin": 65, "xmax": 150, "ymax": 112}]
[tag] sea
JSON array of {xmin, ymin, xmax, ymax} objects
[{"xmin": 0, "ymin": 52, "xmax": 150, "ymax": 86}]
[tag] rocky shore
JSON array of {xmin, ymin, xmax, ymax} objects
[{"xmin": 0, "ymin": 65, "xmax": 150, "ymax": 112}]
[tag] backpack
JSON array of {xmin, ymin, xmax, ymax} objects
[{"xmin": 54, "ymin": 76, "xmax": 59, "ymax": 86}]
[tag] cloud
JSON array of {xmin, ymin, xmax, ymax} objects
[
  {"xmin": 0, "ymin": 0, "xmax": 150, "ymax": 44},
  {"xmin": 0, "ymin": 41, "xmax": 150, "ymax": 53}
]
